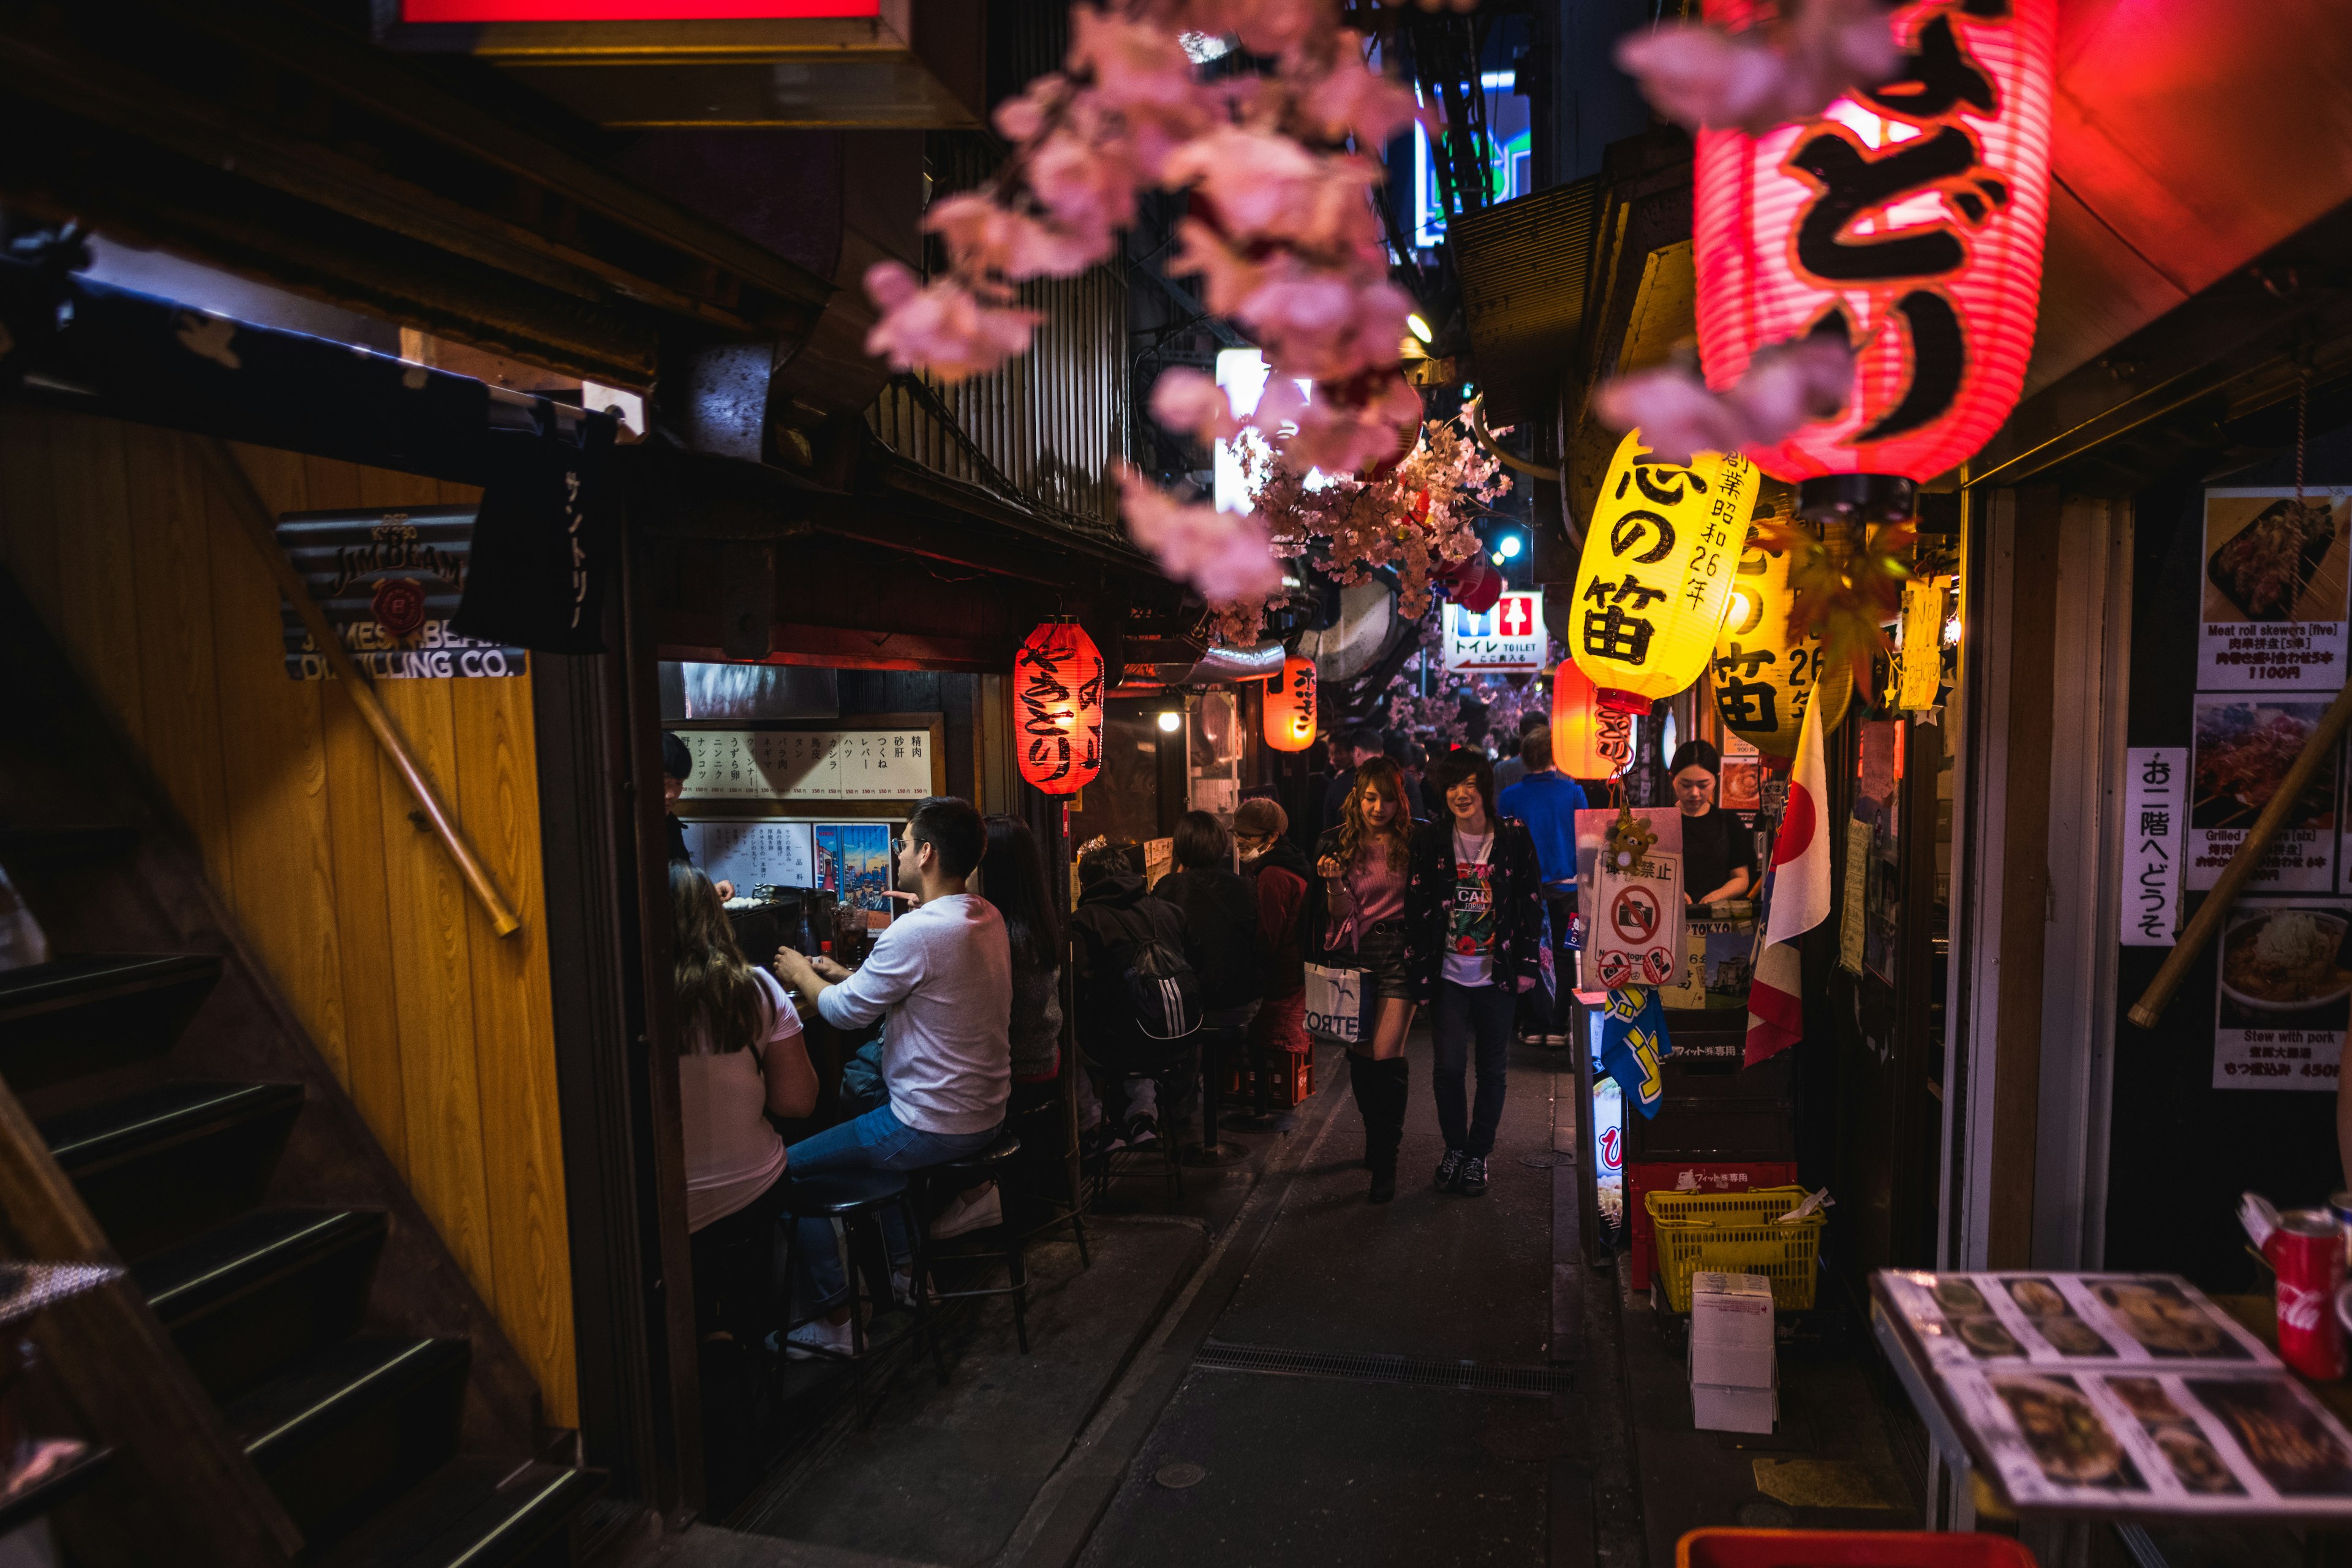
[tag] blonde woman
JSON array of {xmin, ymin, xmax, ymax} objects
[{"xmin": 1314, "ymin": 756, "xmax": 1419, "ymax": 1202}]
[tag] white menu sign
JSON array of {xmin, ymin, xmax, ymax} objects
[
  {"xmin": 2122, "ymin": 747, "xmax": 2187, "ymax": 946},
  {"xmin": 676, "ymin": 728, "xmax": 933, "ymax": 802}
]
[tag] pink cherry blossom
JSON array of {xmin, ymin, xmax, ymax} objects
[
  {"xmin": 1027, "ymin": 130, "xmax": 1137, "ymax": 246},
  {"xmin": 1615, "ymin": 0, "xmax": 1901, "ymax": 136},
  {"xmin": 923, "ymin": 194, "xmax": 1101, "ymax": 280},
  {"xmin": 1118, "ymin": 465, "xmax": 1284, "ymax": 605},
  {"xmin": 1303, "ymin": 40, "xmax": 1422, "ymax": 145},
  {"xmin": 862, "ymin": 263, "xmax": 1041, "ymax": 383},
  {"xmin": 1735, "ymin": 334, "xmax": 1854, "ymax": 437},
  {"xmin": 1591, "ymin": 334, "xmax": 1855, "ymax": 464},
  {"xmin": 1163, "ymin": 127, "xmax": 1325, "ymax": 239},
  {"xmin": 1171, "ymin": 217, "xmax": 1266, "ymax": 316},
  {"xmin": 1148, "ymin": 367, "xmax": 1241, "ymax": 445}
]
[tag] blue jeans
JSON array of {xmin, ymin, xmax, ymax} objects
[
  {"xmin": 783, "ymin": 1102, "xmax": 999, "ymax": 1313},
  {"xmin": 1431, "ymin": 980, "xmax": 1515, "ymax": 1158}
]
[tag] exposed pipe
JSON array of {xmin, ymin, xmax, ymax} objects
[{"xmin": 1183, "ymin": 640, "xmax": 1286, "ymax": 684}]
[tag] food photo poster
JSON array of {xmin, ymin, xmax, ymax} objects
[
  {"xmin": 2198, "ymin": 487, "xmax": 2350, "ymax": 692},
  {"xmin": 2212, "ymin": 899, "xmax": 2349, "ymax": 1090}
]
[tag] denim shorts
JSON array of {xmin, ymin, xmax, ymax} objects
[{"xmin": 1340, "ymin": 919, "xmax": 1414, "ymax": 1001}]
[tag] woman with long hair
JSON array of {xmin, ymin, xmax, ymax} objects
[
  {"xmin": 1407, "ymin": 748, "xmax": 1545, "ymax": 1198},
  {"xmin": 671, "ymin": 861, "xmax": 818, "ymax": 1341},
  {"xmin": 1314, "ymin": 756, "xmax": 1419, "ymax": 1202}
]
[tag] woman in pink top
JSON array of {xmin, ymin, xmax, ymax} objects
[
  {"xmin": 671, "ymin": 863, "xmax": 818, "ymax": 1344},
  {"xmin": 1313, "ymin": 756, "xmax": 1418, "ymax": 1204}
]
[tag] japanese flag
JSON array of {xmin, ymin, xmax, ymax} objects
[{"xmin": 1744, "ymin": 680, "xmax": 1832, "ymax": 1065}]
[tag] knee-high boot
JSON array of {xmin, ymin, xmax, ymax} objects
[
  {"xmin": 1366, "ymin": 1055, "xmax": 1409, "ymax": 1204},
  {"xmin": 1346, "ymin": 1052, "xmax": 1380, "ymax": 1170}
]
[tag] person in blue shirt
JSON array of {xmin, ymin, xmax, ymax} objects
[{"xmin": 1496, "ymin": 724, "xmax": 1588, "ymax": 1047}]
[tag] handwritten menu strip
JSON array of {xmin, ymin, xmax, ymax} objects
[{"xmin": 677, "ymin": 728, "xmax": 933, "ymax": 802}]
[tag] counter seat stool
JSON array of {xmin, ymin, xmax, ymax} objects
[
  {"xmin": 1006, "ymin": 1091, "xmax": 1089, "ymax": 1268},
  {"xmin": 777, "ymin": 1167, "xmax": 940, "ymax": 1414},
  {"xmin": 913, "ymin": 1131, "xmax": 1033, "ymax": 1353}
]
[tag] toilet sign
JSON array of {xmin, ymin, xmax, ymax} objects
[
  {"xmin": 1442, "ymin": 590, "xmax": 1547, "ymax": 672},
  {"xmin": 1590, "ymin": 849, "xmax": 1684, "ymax": 989}
]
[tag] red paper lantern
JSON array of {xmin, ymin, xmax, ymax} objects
[
  {"xmin": 1016, "ymin": 620, "xmax": 1104, "ymax": 796},
  {"xmin": 1264, "ymin": 656, "xmax": 1318, "ymax": 753},
  {"xmin": 1549, "ymin": 658, "xmax": 1635, "ymax": 780},
  {"xmin": 1694, "ymin": 0, "xmax": 2054, "ymax": 513}
]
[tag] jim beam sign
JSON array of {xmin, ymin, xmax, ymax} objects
[{"xmin": 274, "ymin": 507, "xmax": 527, "ymax": 679}]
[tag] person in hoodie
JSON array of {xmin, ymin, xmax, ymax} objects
[
  {"xmin": 1069, "ymin": 837, "xmax": 1195, "ymax": 1150},
  {"xmin": 1150, "ymin": 812, "xmax": 1260, "ymax": 1138},
  {"xmin": 1232, "ymin": 797, "xmax": 1310, "ymax": 1114}
]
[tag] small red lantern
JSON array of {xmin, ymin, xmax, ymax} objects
[
  {"xmin": 1264, "ymin": 655, "xmax": 1317, "ymax": 752},
  {"xmin": 1695, "ymin": 0, "xmax": 2054, "ymax": 519},
  {"xmin": 1016, "ymin": 620, "xmax": 1104, "ymax": 796},
  {"xmin": 1549, "ymin": 658, "xmax": 1635, "ymax": 780}
]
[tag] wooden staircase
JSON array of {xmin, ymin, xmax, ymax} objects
[{"xmin": 0, "ymin": 569, "xmax": 600, "ymax": 1566}]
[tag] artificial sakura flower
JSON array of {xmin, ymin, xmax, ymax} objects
[
  {"xmin": 922, "ymin": 194, "xmax": 1099, "ymax": 280},
  {"xmin": 1615, "ymin": 0, "xmax": 1902, "ymax": 136},
  {"xmin": 1591, "ymin": 334, "xmax": 1853, "ymax": 465},
  {"xmin": 862, "ymin": 263, "xmax": 1041, "ymax": 383},
  {"xmin": 1189, "ymin": 0, "xmax": 1335, "ymax": 60},
  {"xmin": 1302, "ymin": 37, "xmax": 1423, "ymax": 145},
  {"xmin": 1148, "ymin": 367, "xmax": 1242, "ymax": 445},
  {"xmin": 1025, "ymin": 130, "xmax": 1137, "ymax": 251},
  {"xmin": 1118, "ymin": 465, "xmax": 1284, "ymax": 604}
]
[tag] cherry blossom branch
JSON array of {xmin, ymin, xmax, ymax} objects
[
  {"xmin": 1614, "ymin": 0, "xmax": 1901, "ymax": 137},
  {"xmin": 1591, "ymin": 335, "xmax": 1855, "ymax": 467}
]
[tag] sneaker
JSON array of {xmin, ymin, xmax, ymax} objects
[
  {"xmin": 932, "ymin": 1183, "xmax": 1002, "ymax": 1240},
  {"xmin": 1126, "ymin": 1112, "xmax": 1160, "ymax": 1148},
  {"xmin": 1434, "ymin": 1149, "xmax": 1464, "ymax": 1190},
  {"xmin": 889, "ymin": 1265, "xmax": 917, "ymax": 1308},
  {"xmin": 1368, "ymin": 1163, "xmax": 1396, "ymax": 1204},
  {"xmin": 1541, "ymin": 1033, "xmax": 1571, "ymax": 1048},
  {"xmin": 782, "ymin": 1317, "xmax": 853, "ymax": 1360},
  {"xmin": 1458, "ymin": 1155, "xmax": 1489, "ymax": 1197}
]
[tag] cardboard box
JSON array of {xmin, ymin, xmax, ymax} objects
[
  {"xmin": 1689, "ymin": 1333, "xmax": 1777, "ymax": 1390},
  {"xmin": 1691, "ymin": 1373, "xmax": 1778, "ymax": 1434},
  {"xmin": 1626, "ymin": 1161, "xmax": 1796, "ymax": 1289},
  {"xmin": 1691, "ymin": 1271, "xmax": 1776, "ymax": 1347}
]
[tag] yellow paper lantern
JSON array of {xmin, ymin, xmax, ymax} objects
[
  {"xmin": 1569, "ymin": 430, "xmax": 1758, "ymax": 714},
  {"xmin": 1548, "ymin": 658, "xmax": 1635, "ymax": 779},
  {"xmin": 1709, "ymin": 531, "xmax": 1852, "ymax": 760},
  {"xmin": 1264, "ymin": 656, "xmax": 1317, "ymax": 752}
]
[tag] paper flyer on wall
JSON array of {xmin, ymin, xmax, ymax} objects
[
  {"xmin": 684, "ymin": 820, "xmax": 815, "ymax": 893},
  {"xmin": 1944, "ymin": 1366, "xmax": 2352, "ymax": 1517},
  {"xmin": 2187, "ymin": 696, "xmax": 2339, "ymax": 891},
  {"xmin": 1877, "ymin": 1272, "xmax": 2273, "ymax": 1373},
  {"xmin": 2211, "ymin": 897, "xmax": 2350, "ymax": 1090},
  {"xmin": 2197, "ymin": 486, "xmax": 2351, "ymax": 692}
]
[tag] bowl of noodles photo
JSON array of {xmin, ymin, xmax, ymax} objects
[{"xmin": 2220, "ymin": 910, "xmax": 2352, "ymax": 1016}]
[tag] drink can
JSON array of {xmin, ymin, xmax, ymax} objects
[
  {"xmin": 2272, "ymin": 1208, "xmax": 2346, "ymax": 1381},
  {"xmin": 2334, "ymin": 1193, "xmax": 2352, "ymax": 1265}
]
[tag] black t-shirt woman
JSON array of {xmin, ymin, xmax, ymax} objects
[{"xmin": 1669, "ymin": 741, "xmax": 1758, "ymax": 908}]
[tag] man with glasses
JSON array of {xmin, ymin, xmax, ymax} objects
[{"xmin": 771, "ymin": 796, "xmax": 1011, "ymax": 1359}]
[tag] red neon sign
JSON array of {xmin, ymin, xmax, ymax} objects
[
  {"xmin": 402, "ymin": 1, "xmax": 880, "ymax": 20},
  {"xmin": 1694, "ymin": 0, "xmax": 2055, "ymax": 484}
]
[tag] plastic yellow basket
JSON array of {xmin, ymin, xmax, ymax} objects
[{"xmin": 1643, "ymin": 1185, "xmax": 1823, "ymax": 1314}]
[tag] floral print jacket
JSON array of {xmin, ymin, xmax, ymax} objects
[{"xmin": 1402, "ymin": 814, "xmax": 1548, "ymax": 1006}]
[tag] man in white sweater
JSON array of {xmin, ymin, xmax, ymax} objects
[{"xmin": 773, "ymin": 796, "xmax": 1011, "ymax": 1358}]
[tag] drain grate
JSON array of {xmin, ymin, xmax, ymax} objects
[{"xmin": 1195, "ymin": 1340, "xmax": 1572, "ymax": 1398}]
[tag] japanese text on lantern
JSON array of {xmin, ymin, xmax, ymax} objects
[
  {"xmin": 1016, "ymin": 622, "xmax": 1104, "ymax": 795},
  {"xmin": 1694, "ymin": 0, "xmax": 2054, "ymax": 483}
]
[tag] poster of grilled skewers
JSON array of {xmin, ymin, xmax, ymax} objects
[
  {"xmin": 2199, "ymin": 487, "xmax": 2351, "ymax": 691},
  {"xmin": 2188, "ymin": 696, "xmax": 2337, "ymax": 892},
  {"xmin": 1874, "ymin": 1272, "xmax": 2352, "ymax": 1518},
  {"xmin": 2211, "ymin": 899, "xmax": 2350, "ymax": 1089}
]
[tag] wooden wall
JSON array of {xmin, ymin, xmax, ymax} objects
[{"xmin": 0, "ymin": 405, "xmax": 577, "ymax": 1425}]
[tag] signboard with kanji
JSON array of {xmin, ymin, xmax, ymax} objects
[
  {"xmin": 1442, "ymin": 590, "xmax": 1547, "ymax": 673},
  {"xmin": 2122, "ymin": 747, "xmax": 2186, "ymax": 947}
]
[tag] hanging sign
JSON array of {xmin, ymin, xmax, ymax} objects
[
  {"xmin": 2198, "ymin": 488, "xmax": 2352, "ymax": 692},
  {"xmin": 1711, "ymin": 530, "xmax": 1832, "ymax": 757},
  {"xmin": 1572, "ymin": 431, "xmax": 1758, "ymax": 712},
  {"xmin": 1596, "ymin": 985, "xmax": 1675, "ymax": 1119},
  {"xmin": 2120, "ymin": 747, "xmax": 2186, "ymax": 947},
  {"xmin": 274, "ymin": 507, "xmax": 527, "ymax": 679},
  {"xmin": 1264, "ymin": 655, "xmax": 1318, "ymax": 752},
  {"xmin": 1693, "ymin": 0, "xmax": 2057, "ymax": 484},
  {"xmin": 1551, "ymin": 657, "xmax": 1636, "ymax": 778},
  {"xmin": 1896, "ymin": 580, "xmax": 1948, "ymax": 710},
  {"xmin": 1442, "ymin": 590, "xmax": 1547, "ymax": 673},
  {"xmin": 1017, "ymin": 620, "xmax": 1106, "ymax": 796},
  {"xmin": 1590, "ymin": 848, "xmax": 1686, "ymax": 989}
]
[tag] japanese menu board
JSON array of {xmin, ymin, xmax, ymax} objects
[
  {"xmin": 675, "ymin": 726, "xmax": 937, "ymax": 803},
  {"xmin": 2182, "ymin": 488, "xmax": 2352, "ymax": 1091},
  {"xmin": 1875, "ymin": 1270, "xmax": 2352, "ymax": 1518}
]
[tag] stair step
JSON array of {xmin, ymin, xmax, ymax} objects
[
  {"xmin": 225, "ymin": 1337, "xmax": 469, "ymax": 1544},
  {"xmin": 0, "ymin": 824, "xmax": 138, "ymax": 869},
  {"xmin": 134, "ymin": 1207, "xmax": 386, "ymax": 1400},
  {"xmin": 39, "ymin": 1080, "xmax": 306, "ymax": 1258},
  {"xmin": 0, "ymin": 954, "xmax": 221, "ymax": 1090},
  {"xmin": 318, "ymin": 1459, "xmax": 601, "ymax": 1568}
]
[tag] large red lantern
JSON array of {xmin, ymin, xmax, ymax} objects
[
  {"xmin": 1016, "ymin": 620, "xmax": 1104, "ymax": 796},
  {"xmin": 1264, "ymin": 656, "xmax": 1317, "ymax": 752},
  {"xmin": 1548, "ymin": 658, "xmax": 1635, "ymax": 780},
  {"xmin": 1694, "ymin": 0, "xmax": 2054, "ymax": 518}
]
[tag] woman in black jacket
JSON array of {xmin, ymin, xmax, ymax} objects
[{"xmin": 1405, "ymin": 747, "xmax": 1548, "ymax": 1196}]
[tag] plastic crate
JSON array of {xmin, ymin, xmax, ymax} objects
[
  {"xmin": 1643, "ymin": 1185, "xmax": 1822, "ymax": 1313},
  {"xmin": 1679, "ymin": 1529, "xmax": 2038, "ymax": 1568}
]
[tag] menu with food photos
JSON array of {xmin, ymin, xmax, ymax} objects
[{"xmin": 1875, "ymin": 1271, "xmax": 2352, "ymax": 1518}]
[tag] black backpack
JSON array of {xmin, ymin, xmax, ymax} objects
[{"xmin": 1080, "ymin": 900, "xmax": 1204, "ymax": 1048}]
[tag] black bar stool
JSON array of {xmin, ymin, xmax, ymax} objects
[
  {"xmin": 1007, "ymin": 1092, "xmax": 1089, "ymax": 1268},
  {"xmin": 912, "ymin": 1130, "xmax": 1034, "ymax": 1352},
  {"xmin": 777, "ymin": 1167, "xmax": 943, "ymax": 1414}
]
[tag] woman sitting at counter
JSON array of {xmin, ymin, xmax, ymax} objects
[
  {"xmin": 671, "ymin": 862, "xmax": 819, "ymax": 1343},
  {"xmin": 1669, "ymin": 740, "xmax": 1758, "ymax": 908}
]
